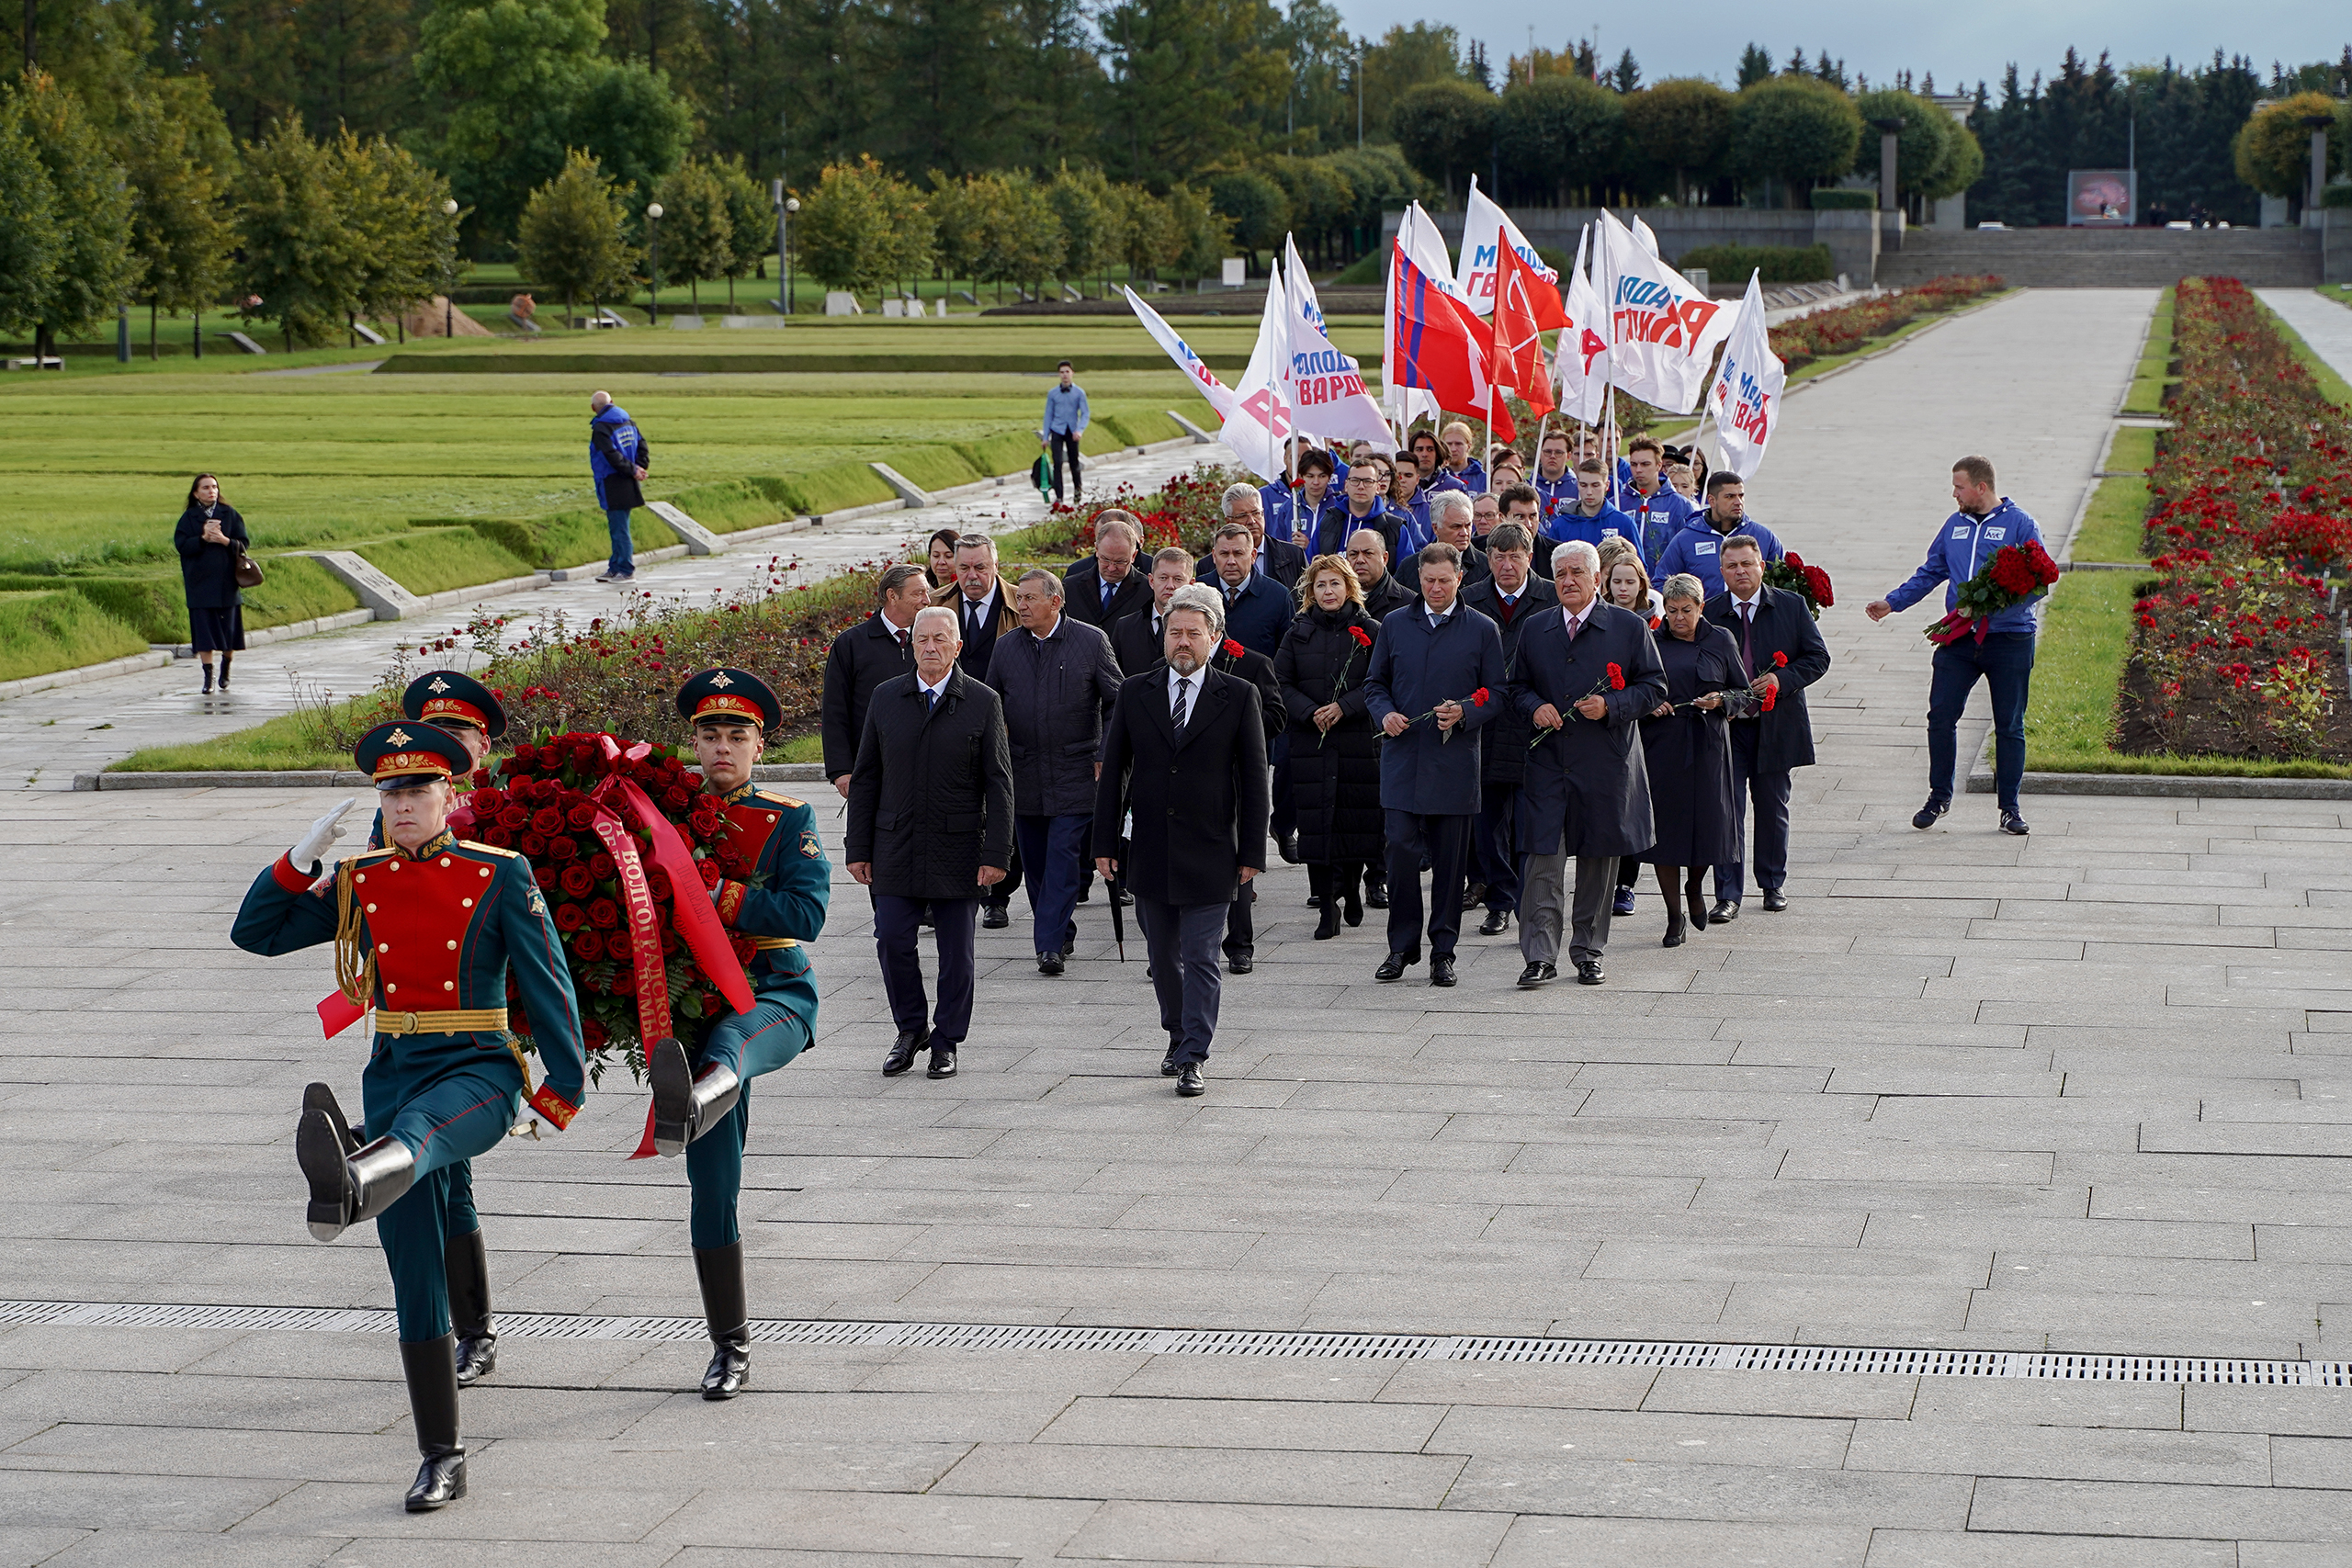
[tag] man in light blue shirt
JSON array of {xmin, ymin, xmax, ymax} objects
[{"xmin": 1042, "ymin": 360, "xmax": 1090, "ymax": 505}]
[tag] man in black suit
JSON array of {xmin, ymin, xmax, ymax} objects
[
  {"xmin": 1094, "ymin": 583, "xmax": 1270, "ymax": 1098},
  {"xmin": 1457, "ymin": 523, "xmax": 1557, "ymax": 936},
  {"xmin": 1509, "ymin": 539, "xmax": 1668, "ymax": 986},
  {"xmin": 1397, "ymin": 492, "xmax": 1490, "ymax": 600},
  {"xmin": 934, "ymin": 534, "xmax": 1017, "ymax": 682},
  {"xmin": 1196, "ymin": 485, "xmax": 1306, "ymax": 592},
  {"xmin": 1346, "ymin": 528, "xmax": 1417, "ymax": 624},
  {"xmin": 845, "ymin": 606, "xmax": 1014, "ymax": 1080},
  {"xmin": 820, "ymin": 563, "xmax": 926, "ymax": 799},
  {"xmin": 1201, "ymin": 523, "xmax": 1294, "ymax": 658},
  {"xmin": 1112, "ymin": 547, "xmax": 1195, "ymax": 675},
  {"xmin": 1062, "ymin": 512, "xmax": 1148, "ymax": 632},
  {"xmin": 1702, "ymin": 534, "xmax": 1831, "ymax": 920}
]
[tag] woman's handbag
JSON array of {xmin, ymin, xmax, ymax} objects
[{"xmin": 233, "ymin": 551, "xmax": 266, "ymax": 589}]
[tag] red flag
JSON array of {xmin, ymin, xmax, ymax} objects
[
  {"xmin": 1391, "ymin": 243, "xmax": 1515, "ymax": 442},
  {"xmin": 1487, "ymin": 241, "xmax": 1556, "ymax": 418}
]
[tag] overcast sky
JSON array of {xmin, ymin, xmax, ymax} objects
[{"xmin": 1340, "ymin": 1, "xmax": 2347, "ymax": 95}]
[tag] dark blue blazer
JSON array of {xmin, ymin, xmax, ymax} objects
[
  {"xmin": 1207, "ymin": 570, "xmax": 1295, "ymax": 660},
  {"xmin": 1363, "ymin": 603, "xmax": 1506, "ymax": 815},
  {"xmin": 1702, "ymin": 584, "xmax": 1830, "ymax": 773},
  {"xmin": 1508, "ymin": 600, "xmax": 1668, "ymax": 858}
]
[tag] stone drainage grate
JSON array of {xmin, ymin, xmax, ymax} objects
[{"xmin": 0, "ymin": 1300, "xmax": 2336, "ymax": 1384}]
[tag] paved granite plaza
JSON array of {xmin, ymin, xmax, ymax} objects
[{"xmin": 10, "ymin": 288, "xmax": 2352, "ymax": 1564}]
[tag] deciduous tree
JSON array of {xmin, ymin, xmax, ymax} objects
[{"xmin": 516, "ymin": 151, "xmax": 639, "ymax": 324}]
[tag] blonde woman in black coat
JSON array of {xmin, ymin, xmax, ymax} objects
[{"xmin": 1273, "ymin": 556, "xmax": 1383, "ymax": 941}]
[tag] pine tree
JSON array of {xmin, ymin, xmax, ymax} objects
[{"xmin": 1736, "ymin": 43, "xmax": 1774, "ymax": 89}]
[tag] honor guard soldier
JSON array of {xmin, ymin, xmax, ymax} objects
[
  {"xmin": 233, "ymin": 722, "xmax": 586, "ymax": 1513},
  {"xmin": 377, "ymin": 669, "xmax": 508, "ymax": 1384},
  {"xmin": 654, "ymin": 667, "xmax": 831, "ymax": 1400}
]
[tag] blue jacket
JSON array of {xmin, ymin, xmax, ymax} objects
[
  {"xmin": 1617, "ymin": 483, "xmax": 1696, "ymax": 572},
  {"xmin": 1261, "ymin": 481, "xmax": 1333, "ymax": 543},
  {"xmin": 1393, "ymin": 493, "xmax": 1432, "ymax": 556},
  {"xmin": 1656, "ymin": 515, "xmax": 1786, "ymax": 601},
  {"xmin": 1544, "ymin": 502, "xmax": 1638, "ymax": 552},
  {"xmin": 1304, "ymin": 499, "xmax": 1403, "ymax": 560},
  {"xmin": 1427, "ymin": 460, "xmax": 1485, "ymax": 494},
  {"xmin": 1211, "ymin": 570, "xmax": 1295, "ymax": 659},
  {"xmin": 1531, "ymin": 472, "xmax": 1577, "ymax": 524},
  {"xmin": 1363, "ymin": 602, "xmax": 1507, "ymax": 815},
  {"xmin": 588, "ymin": 404, "xmax": 647, "ymax": 510},
  {"xmin": 1884, "ymin": 498, "xmax": 2047, "ymax": 635},
  {"xmin": 1043, "ymin": 383, "xmax": 1090, "ymax": 435}
]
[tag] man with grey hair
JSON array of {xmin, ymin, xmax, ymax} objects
[
  {"xmin": 1094, "ymin": 581, "xmax": 1269, "ymax": 1096},
  {"xmin": 1064, "ymin": 511, "xmax": 1148, "ymax": 632},
  {"xmin": 1507, "ymin": 538, "xmax": 1668, "ymax": 987},
  {"xmin": 1401, "ymin": 491, "xmax": 1490, "ymax": 599},
  {"xmin": 988, "ymin": 566, "xmax": 1123, "ymax": 976},
  {"xmin": 1201, "ymin": 484, "xmax": 1306, "ymax": 591},
  {"xmin": 820, "ymin": 561, "xmax": 926, "ymax": 798},
  {"xmin": 589, "ymin": 389, "xmax": 650, "ymax": 583}
]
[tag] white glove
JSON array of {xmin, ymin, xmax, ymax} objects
[{"xmin": 292, "ymin": 797, "xmax": 358, "ymax": 868}]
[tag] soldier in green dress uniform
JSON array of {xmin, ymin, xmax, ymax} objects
[
  {"xmin": 233, "ymin": 722, "xmax": 587, "ymax": 1512},
  {"xmin": 651, "ymin": 667, "xmax": 831, "ymax": 1399}
]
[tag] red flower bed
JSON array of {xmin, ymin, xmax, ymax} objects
[
  {"xmin": 2119, "ymin": 276, "xmax": 2352, "ymax": 762},
  {"xmin": 1769, "ymin": 276, "xmax": 2007, "ymax": 371}
]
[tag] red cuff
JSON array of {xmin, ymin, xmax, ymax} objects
[
  {"xmin": 272, "ymin": 852, "xmax": 317, "ymax": 894},
  {"xmin": 527, "ymin": 1083, "xmax": 580, "ymax": 1130},
  {"xmin": 713, "ymin": 880, "xmax": 746, "ymax": 926}
]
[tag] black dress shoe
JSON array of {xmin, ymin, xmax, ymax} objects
[
  {"xmin": 2000, "ymin": 810, "xmax": 2031, "ymax": 836},
  {"xmin": 1278, "ymin": 832, "xmax": 1302, "ymax": 864},
  {"xmin": 1710, "ymin": 899, "xmax": 1739, "ymax": 923},
  {"xmin": 1374, "ymin": 950, "xmax": 1417, "ymax": 981},
  {"xmin": 927, "ymin": 1044, "xmax": 957, "ymax": 1079},
  {"xmin": 1460, "ymin": 881, "xmax": 1486, "ymax": 911},
  {"xmin": 1430, "ymin": 953, "xmax": 1456, "ymax": 987},
  {"xmin": 1365, "ymin": 885, "xmax": 1389, "ymax": 910},
  {"xmin": 1161, "ymin": 1048, "xmax": 1180, "ymax": 1077},
  {"xmin": 1686, "ymin": 880, "xmax": 1709, "ymax": 931},
  {"xmin": 1176, "ymin": 1064, "xmax": 1205, "ymax": 1096},
  {"xmin": 981, "ymin": 904, "xmax": 1009, "ymax": 929},
  {"xmin": 1517, "ymin": 961, "xmax": 1555, "ymax": 987},
  {"xmin": 1477, "ymin": 908, "xmax": 1511, "ymax": 936},
  {"xmin": 1576, "ymin": 960, "xmax": 1605, "ymax": 986},
  {"xmin": 1761, "ymin": 889, "xmax": 1788, "ymax": 912},
  {"xmin": 1306, "ymin": 893, "xmax": 1324, "ymax": 908},
  {"xmin": 1913, "ymin": 795, "xmax": 1951, "ymax": 830},
  {"xmin": 883, "ymin": 1025, "xmax": 927, "ymax": 1077},
  {"xmin": 1227, "ymin": 953, "xmax": 1254, "ymax": 975},
  {"xmin": 1037, "ymin": 952, "xmax": 1064, "ymax": 976}
]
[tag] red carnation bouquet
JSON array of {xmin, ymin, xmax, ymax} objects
[
  {"xmin": 1764, "ymin": 550, "xmax": 1834, "ymax": 620},
  {"xmin": 1925, "ymin": 539, "xmax": 2060, "ymax": 646},
  {"xmin": 470, "ymin": 732, "xmax": 756, "ymax": 1082},
  {"xmin": 1419, "ymin": 685, "xmax": 1489, "ymax": 742}
]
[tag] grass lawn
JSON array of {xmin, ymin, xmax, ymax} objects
[
  {"xmin": 2322, "ymin": 284, "xmax": 2351, "ymax": 309},
  {"xmin": 2069, "ymin": 474, "xmax": 2152, "ymax": 562},
  {"xmin": 2026, "ymin": 568, "xmax": 2352, "ymax": 780}
]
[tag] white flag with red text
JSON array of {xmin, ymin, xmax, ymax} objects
[
  {"xmin": 1599, "ymin": 209, "xmax": 1733, "ymax": 413},
  {"xmin": 1223, "ymin": 265, "xmax": 1294, "ymax": 482},
  {"xmin": 1282, "ymin": 236, "xmax": 1395, "ymax": 451},
  {"xmin": 1123, "ymin": 286, "xmax": 1236, "ymax": 423},
  {"xmin": 1704, "ymin": 271, "xmax": 1784, "ymax": 479},
  {"xmin": 1453, "ymin": 176, "xmax": 1561, "ymax": 318},
  {"xmin": 1552, "ymin": 225, "xmax": 1611, "ymax": 426}
]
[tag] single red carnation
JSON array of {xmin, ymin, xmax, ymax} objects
[
  {"xmin": 1771, "ymin": 650, "xmax": 1788, "ymax": 668},
  {"xmin": 553, "ymin": 902, "xmax": 586, "ymax": 932},
  {"xmin": 588, "ymin": 898, "xmax": 620, "ymax": 930},
  {"xmin": 560, "ymin": 864, "xmax": 596, "ymax": 898},
  {"xmin": 1223, "ymin": 638, "xmax": 1244, "ymax": 658},
  {"xmin": 1606, "ymin": 663, "xmax": 1625, "ymax": 691},
  {"xmin": 1349, "ymin": 626, "xmax": 1373, "ymax": 648},
  {"xmin": 1760, "ymin": 684, "xmax": 1779, "ymax": 713},
  {"xmin": 1469, "ymin": 687, "xmax": 1489, "ymax": 705}
]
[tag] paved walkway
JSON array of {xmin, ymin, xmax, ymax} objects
[
  {"xmin": 0, "ymin": 443, "xmax": 1216, "ymax": 789},
  {"xmin": 2264, "ymin": 286, "xmax": 2352, "ymax": 387},
  {"xmin": 18, "ymin": 290, "xmax": 2352, "ymax": 1563}
]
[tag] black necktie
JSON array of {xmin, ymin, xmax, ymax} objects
[
  {"xmin": 1171, "ymin": 676, "xmax": 1192, "ymax": 732},
  {"xmin": 1740, "ymin": 602, "xmax": 1757, "ymax": 678},
  {"xmin": 924, "ymin": 686, "xmax": 937, "ymax": 715}
]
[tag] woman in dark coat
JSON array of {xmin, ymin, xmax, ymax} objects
[
  {"xmin": 1638, "ymin": 571, "xmax": 1757, "ymax": 947},
  {"xmin": 175, "ymin": 473, "xmax": 250, "ymax": 693},
  {"xmin": 1274, "ymin": 555, "xmax": 1383, "ymax": 940}
]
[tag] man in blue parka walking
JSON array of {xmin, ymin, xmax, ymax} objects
[{"xmin": 589, "ymin": 390, "xmax": 650, "ymax": 583}]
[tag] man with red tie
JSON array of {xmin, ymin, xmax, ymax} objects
[{"xmin": 1701, "ymin": 536, "xmax": 1831, "ymax": 921}]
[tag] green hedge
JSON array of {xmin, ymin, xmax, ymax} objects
[
  {"xmin": 0, "ymin": 590, "xmax": 148, "ymax": 683},
  {"xmin": 1675, "ymin": 243, "xmax": 1837, "ymax": 285},
  {"xmin": 1809, "ymin": 187, "xmax": 1875, "ymax": 209},
  {"xmin": 2324, "ymin": 185, "xmax": 2352, "ymax": 209}
]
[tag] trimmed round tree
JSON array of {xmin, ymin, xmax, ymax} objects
[
  {"xmin": 516, "ymin": 151, "xmax": 638, "ymax": 326},
  {"xmin": 1852, "ymin": 88, "xmax": 1956, "ymax": 208},
  {"xmin": 1623, "ymin": 78, "xmax": 1734, "ymax": 205},
  {"xmin": 2234, "ymin": 92, "xmax": 2345, "ymax": 202},
  {"xmin": 1393, "ymin": 79, "xmax": 1499, "ymax": 205},
  {"xmin": 1730, "ymin": 76, "xmax": 1863, "ymax": 207},
  {"xmin": 1498, "ymin": 74, "xmax": 1623, "ymax": 206}
]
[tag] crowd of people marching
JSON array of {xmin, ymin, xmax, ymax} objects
[{"xmin": 822, "ymin": 416, "xmax": 1835, "ymax": 1089}]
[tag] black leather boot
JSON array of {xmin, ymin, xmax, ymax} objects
[
  {"xmin": 650, "ymin": 1036, "xmax": 741, "ymax": 1158},
  {"xmin": 445, "ymin": 1229, "xmax": 497, "ymax": 1386},
  {"xmin": 299, "ymin": 1112, "xmax": 413, "ymax": 1241},
  {"xmin": 400, "ymin": 1334, "xmax": 466, "ymax": 1511},
  {"xmin": 694, "ymin": 1242, "xmax": 752, "ymax": 1400},
  {"xmin": 303, "ymin": 1082, "xmax": 358, "ymax": 1154}
]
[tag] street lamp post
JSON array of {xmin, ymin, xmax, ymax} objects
[
  {"xmin": 441, "ymin": 198, "xmax": 458, "ymax": 338},
  {"xmin": 783, "ymin": 198, "xmax": 798, "ymax": 318},
  {"xmin": 646, "ymin": 202, "xmax": 663, "ymax": 325}
]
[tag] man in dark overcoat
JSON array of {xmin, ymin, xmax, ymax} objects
[
  {"xmin": 1702, "ymin": 534, "xmax": 1831, "ymax": 919},
  {"xmin": 846, "ymin": 605, "xmax": 1014, "ymax": 1080},
  {"xmin": 1456, "ymin": 522, "xmax": 1557, "ymax": 936},
  {"xmin": 820, "ymin": 563, "xmax": 926, "ymax": 798},
  {"xmin": 1062, "ymin": 512, "xmax": 1149, "ymax": 632},
  {"xmin": 1510, "ymin": 539, "xmax": 1669, "ymax": 987},
  {"xmin": 1094, "ymin": 584, "xmax": 1269, "ymax": 1096},
  {"xmin": 1112, "ymin": 547, "xmax": 1195, "ymax": 675},
  {"xmin": 1363, "ymin": 541, "xmax": 1506, "ymax": 987}
]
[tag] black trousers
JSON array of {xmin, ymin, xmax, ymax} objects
[
  {"xmin": 874, "ymin": 895, "xmax": 977, "ymax": 1044},
  {"xmin": 1472, "ymin": 782, "xmax": 1521, "ymax": 911},
  {"xmin": 1049, "ymin": 432, "xmax": 1083, "ymax": 501},
  {"xmin": 1135, "ymin": 897, "xmax": 1224, "ymax": 1064},
  {"xmin": 1384, "ymin": 809, "xmax": 1471, "ymax": 957},
  {"xmin": 1224, "ymin": 881, "xmax": 1256, "ymax": 960}
]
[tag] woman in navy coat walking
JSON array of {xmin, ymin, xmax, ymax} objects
[
  {"xmin": 1638, "ymin": 573, "xmax": 1757, "ymax": 947},
  {"xmin": 175, "ymin": 472, "xmax": 250, "ymax": 692}
]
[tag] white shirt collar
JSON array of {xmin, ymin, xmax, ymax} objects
[
  {"xmin": 1426, "ymin": 601, "xmax": 1455, "ymax": 624},
  {"xmin": 1166, "ymin": 664, "xmax": 1199, "ymax": 701},
  {"xmin": 1732, "ymin": 589, "xmax": 1764, "ymax": 614},
  {"xmin": 920, "ymin": 670, "xmax": 951, "ymax": 700}
]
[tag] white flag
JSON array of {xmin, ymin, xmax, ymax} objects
[
  {"xmin": 1599, "ymin": 209, "xmax": 1734, "ymax": 413},
  {"xmin": 1553, "ymin": 225, "xmax": 1611, "ymax": 427},
  {"xmin": 1704, "ymin": 271, "xmax": 1785, "ymax": 479},
  {"xmin": 1631, "ymin": 214, "xmax": 1661, "ymax": 257},
  {"xmin": 1453, "ymin": 176, "xmax": 1560, "ymax": 317},
  {"xmin": 1123, "ymin": 286, "xmax": 1236, "ymax": 423},
  {"xmin": 1281, "ymin": 236, "xmax": 1394, "ymax": 452},
  {"xmin": 1383, "ymin": 201, "xmax": 1456, "ymax": 428},
  {"xmin": 1223, "ymin": 265, "xmax": 1294, "ymax": 483}
]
